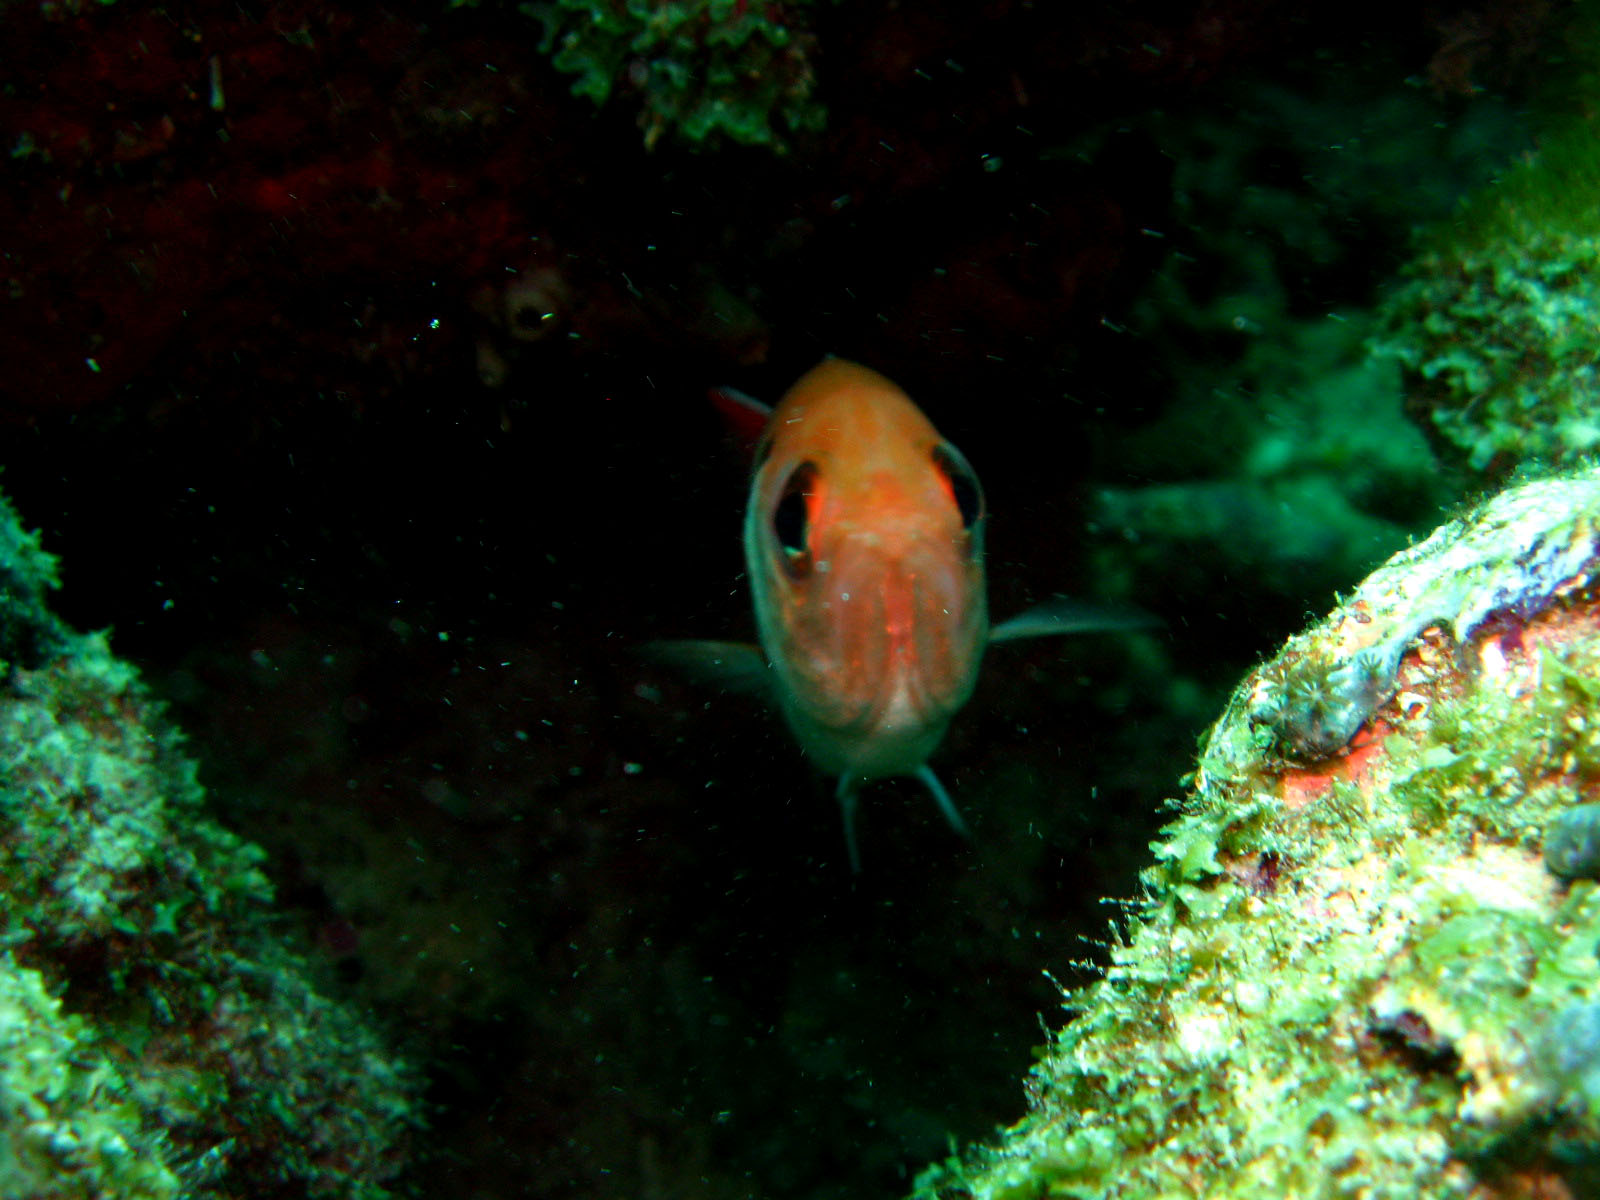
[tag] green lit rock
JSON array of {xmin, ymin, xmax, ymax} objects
[
  {"xmin": 0, "ymin": 487, "xmax": 420, "ymax": 1198},
  {"xmin": 1373, "ymin": 13, "xmax": 1600, "ymax": 477},
  {"xmin": 1374, "ymin": 229, "xmax": 1600, "ymax": 476},
  {"xmin": 0, "ymin": 484, "xmax": 71, "ymax": 668},
  {"xmin": 915, "ymin": 466, "xmax": 1600, "ymax": 1199},
  {"xmin": 1545, "ymin": 802, "xmax": 1600, "ymax": 881},
  {"xmin": 0, "ymin": 957, "xmax": 181, "ymax": 1200},
  {"xmin": 521, "ymin": 0, "xmax": 828, "ymax": 150}
]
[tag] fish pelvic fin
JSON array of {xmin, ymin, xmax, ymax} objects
[
  {"xmin": 836, "ymin": 766, "xmax": 970, "ymax": 874},
  {"xmin": 835, "ymin": 775, "xmax": 862, "ymax": 875},
  {"xmin": 915, "ymin": 764, "xmax": 970, "ymax": 840}
]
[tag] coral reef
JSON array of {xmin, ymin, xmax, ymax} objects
[
  {"xmin": 1084, "ymin": 65, "xmax": 1522, "ymax": 620},
  {"xmin": 1374, "ymin": 227, "xmax": 1600, "ymax": 477},
  {"xmin": 0, "ymin": 960, "xmax": 182, "ymax": 1200},
  {"xmin": 915, "ymin": 466, "xmax": 1600, "ymax": 1198},
  {"xmin": 1373, "ymin": 10, "xmax": 1600, "ymax": 477},
  {"xmin": 3, "ymin": 6, "xmax": 1567, "ymax": 1200},
  {"xmin": 0, "ymin": 490, "xmax": 419, "ymax": 1198},
  {"xmin": 0, "ymin": 484, "xmax": 71, "ymax": 667},
  {"xmin": 519, "ymin": 0, "xmax": 827, "ymax": 150}
]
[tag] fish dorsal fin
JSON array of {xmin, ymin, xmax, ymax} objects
[
  {"xmin": 708, "ymin": 386, "xmax": 772, "ymax": 460},
  {"xmin": 989, "ymin": 596, "xmax": 1161, "ymax": 644},
  {"xmin": 641, "ymin": 639, "xmax": 771, "ymax": 697}
]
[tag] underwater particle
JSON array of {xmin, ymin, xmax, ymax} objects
[{"xmin": 1543, "ymin": 802, "xmax": 1600, "ymax": 880}]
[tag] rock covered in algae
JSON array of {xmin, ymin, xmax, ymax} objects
[
  {"xmin": 0, "ymin": 488, "xmax": 420, "ymax": 1199},
  {"xmin": 522, "ymin": 0, "xmax": 826, "ymax": 151},
  {"xmin": 915, "ymin": 466, "xmax": 1600, "ymax": 1199},
  {"xmin": 1372, "ymin": 12, "xmax": 1600, "ymax": 478}
]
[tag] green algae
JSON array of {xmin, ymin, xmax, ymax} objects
[
  {"xmin": 0, "ymin": 488, "xmax": 421, "ymax": 1199},
  {"xmin": 0, "ymin": 956, "xmax": 183, "ymax": 1200},
  {"xmin": 459, "ymin": 0, "xmax": 828, "ymax": 150},
  {"xmin": 1373, "ymin": 9, "xmax": 1600, "ymax": 477},
  {"xmin": 915, "ymin": 467, "xmax": 1600, "ymax": 1199},
  {"xmin": 0, "ymin": 482, "xmax": 71, "ymax": 669}
]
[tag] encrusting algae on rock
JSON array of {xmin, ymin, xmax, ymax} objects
[
  {"xmin": 1372, "ymin": 8, "xmax": 1600, "ymax": 480},
  {"xmin": 914, "ymin": 466, "xmax": 1600, "ymax": 1199},
  {"xmin": 0, "ymin": 486, "xmax": 421, "ymax": 1199}
]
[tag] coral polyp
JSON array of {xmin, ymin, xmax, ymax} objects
[{"xmin": 1250, "ymin": 645, "xmax": 1395, "ymax": 761}]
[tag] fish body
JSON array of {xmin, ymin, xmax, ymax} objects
[
  {"xmin": 742, "ymin": 360, "xmax": 988, "ymax": 796},
  {"xmin": 660, "ymin": 358, "xmax": 1153, "ymax": 870}
]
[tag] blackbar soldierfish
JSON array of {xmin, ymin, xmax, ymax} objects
[{"xmin": 655, "ymin": 358, "xmax": 1153, "ymax": 871}]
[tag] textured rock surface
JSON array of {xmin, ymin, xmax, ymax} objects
[
  {"xmin": 917, "ymin": 467, "xmax": 1600, "ymax": 1199},
  {"xmin": 0, "ymin": 490, "xmax": 420, "ymax": 1200}
]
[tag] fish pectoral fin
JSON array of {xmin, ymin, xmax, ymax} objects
[
  {"xmin": 915, "ymin": 765, "xmax": 970, "ymax": 840},
  {"xmin": 640, "ymin": 639, "xmax": 771, "ymax": 698},
  {"xmin": 988, "ymin": 595, "xmax": 1162, "ymax": 644}
]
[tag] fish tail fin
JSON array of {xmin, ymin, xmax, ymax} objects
[
  {"xmin": 835, "ymin": 776, "xmax": 863, "ymax": 874},
  {"xmin": 915, "ymin": 765, "xmax": 970, "ymax": 840}
]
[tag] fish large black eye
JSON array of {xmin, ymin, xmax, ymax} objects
[
  {"xmin": 932, "ymin": 443, "xmax": 984, "ymax": 530},
  {"xmin": 773, "ymin": 461, "xmax": 818, "ymax": 578}
]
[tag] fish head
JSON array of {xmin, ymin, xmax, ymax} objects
[{"xmin": 743, "ymin": 359, "xmax": 989, "ymax": 780}]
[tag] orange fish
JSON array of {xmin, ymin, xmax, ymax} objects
[{"xmin": 657, "ymin": 358, "xmax": 1150, "ymax": 870}]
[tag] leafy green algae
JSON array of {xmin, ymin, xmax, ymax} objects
[
  {"xmin": 1373, "ymin": 9, "xmax": 1600, "ymax": 477},
  {"xmin": 0, "ymin": 956, "xmax": 183, "ymax": 1200},
  {"xmin": 0, "ymin": 488, "xmax": 420, "ymax": 1199},
  {"xmin": 510, "ymin": 0, "xmax": 828, "ymax": 150},
  {"xmin": 916, "ymin": 468, "xmax": 1600, "ymax": 1199},
  {"xmin": 0, "ymin": 483, "xmax": 71, "ymax": 669}
]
